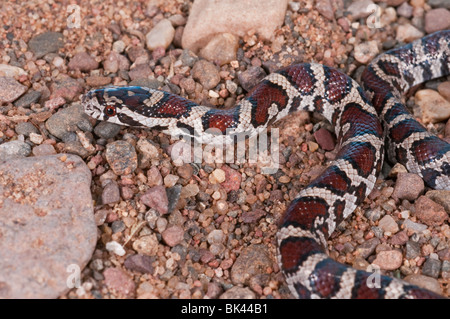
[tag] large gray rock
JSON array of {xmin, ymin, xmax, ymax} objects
[{"xmin": 0, "ymin": 154, "xmax": 96, "ymax": 298}]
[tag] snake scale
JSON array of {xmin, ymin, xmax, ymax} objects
[{"xmin": 82, "ymin": 30, "xmax": 450, "ymax": 299}]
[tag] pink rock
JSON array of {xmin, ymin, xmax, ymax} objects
[
  {"xmin": 140, "ymin": 185, "xmax": 168, "ymax": 215},
  {"xmin": 161, "ymin": 225, "xmax": 184, "ymax": 247},
  {"xmin": 50, "ymin": 75, "xmax": 83, "ymax": 101},
  {"xmin": 392, "ymin": 173, "xmax": 424, "ymax": 201},
  {"xmin": 147, "ymin": 166, "xmax": 163, "ymax": 187},
  {"xmin": 424, "ymin": 8, "xmax": 450, "ymax": 34},
  {"xmin": 415, "ymin": 196, "xmax": 448, "ymax": 226},
  {"xmin": 315, "ymin": 0, "xmax": 335, "ymax": 20},
  {"xmin": 0, "ymin": 77, "xmax": 27, "ymax": 103},
  {"xmin": 103, "ymin": 268, "xmax": 136, "ymax": 297},
  {"xmin": 437, "ymin": 248, "xmax": 450, "ymax": 261},
  {"xmin": 102, "ymin": 180, "xmax": 121, "ymax": 205},
  {"xmin": 44, "ymin": 96, "xmax": 66, "ymax": 111},
  {"xmin": 314, "ymin": 127, "xmax": 335, "ymax": 151},
  {"xmin": 241, "ymin": 209, "xmax": 265, "ymax": 223},
  {"xmin": 221, "ymin": 165, "xmax": 242, "ymax": 192},
  {"xmin": 372, "ymin": 250, "xmax": 403, "ymax": 270},
  {"xmin": 68, "ymin": 52, "xmax": 99, "ymax": 72}
]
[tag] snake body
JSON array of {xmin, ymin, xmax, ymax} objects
[{"xmin": 82, "ymin": 30, "xmax": 450, "ymax": 299}]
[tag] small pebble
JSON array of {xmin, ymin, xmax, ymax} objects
[
  {"xmin": 209, "ymin": 168, "xmax": 226, "ymax": 184},
  {"xmin": 162, "ymin": 225, "xmax": 185, "ymax": 247},
  {"xmin": 103, "ymin": 267, "xmax": 135, "ymax": 297},
  {"xmin": 105, "ymin": 241, "xmax": 126, "ymax": 256},
  {"xmin": 146, "ymin": 19, "xmax": 175, "ymax": 50}
]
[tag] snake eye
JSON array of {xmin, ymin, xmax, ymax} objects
[{"xmin": 105, "ymin": 105, "xmax": 116, "ymax": 116}]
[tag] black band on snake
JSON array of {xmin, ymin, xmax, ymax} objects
[{"xmin": 82, "ymin": 30, "xmax": 450, "ymax": 299}]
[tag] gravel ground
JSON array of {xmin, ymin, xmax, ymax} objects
[{"xmin": 0, "ymin": 0, "xmax": 449, "ymax": 299}]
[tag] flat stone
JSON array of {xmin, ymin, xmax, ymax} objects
[
  {"xmin": 355, "ymin": 237, "xmax": 380, "ymax": 259},
  {"xmin": 389, "ymin": 230, "xmax": 409, "ymax": 245},
  {"xmin": 437, "ymin": 248, "xmax": 450, "ymax": 261},
  {"xmin": 372, "ymin": 250, "xmax": 403, "ymax": 270},
  {"xmin": 45, "ymin": 103, "xmax": 92, "ymax": 140},
  {"xmin": 0, "ymin": 140, "xmax": 31, "ymax": 161},
  {"xmin": 396, "ymin": 24, "xmax": 424, "ymax": 43},
  {"xmin": 50, "ymin": 75, "xmax": 84, "ymax": 101},
  {"xmin": 94, "ymin": 122, "xmax": 121, "ymax": 139},
  {"xmin": 128, "ymin": 63, "xmax": 154, "ymax": 81},
  {"xmin": 32, "ymin": 144, "xmax": 57, "ymax": 156},
  {"xmin": 132, "ymin": 234, "xmax": 159, "ymax": 256},
  {"xmin": 15, "ymin": 122, "xmax": 39, "ymax": 136},
  {"xmin": 424, "ymin": 8, "xmax": 450, "ymax": 34},
  {"xmin": 124, "ymin": 254, "xmax": 155, "ymax": 273},
  {"xmin": 182, "ymin": 0, "xmax": 288, "ymax": 53},
  {"xmin": 422, "ymin": 258, "xmax": 441, "ymax": 278},
  {"xmin": 0, "ymin": 64, "xmax": 27, "ymax": 77},
  {"xmin": 241, "ymin": 209, "xmax": 265, "ymax": 223},
  {"xmin": 392, "ymin": 172, "xmax": 424, "ymax": 201},
  {"xmin": 209, "ymin": 168, "xmax": 226, "ymax": 184},
  {"xmin": 0, "ymin": 154, "xmax": 96, "ymax": 298},
  {"xmin": 315, "ymin": 0, "xmax": 335, "ymax": 20},
  {"xmin": 105, "ymin": 140, "xmax": 138, "ymax": 175},
  {"xmin": 414, "ymin": 196, "xmax": 448, "ymax": 226},
  {"xmin": 397, "ymin": 2, "xmax": 413, "ymax": 18},
  {"xmin": 0, "ymin": 77, "xmax": 27, "ymax": 103},
  {"xmin": 180, "ymin": 184, "xmax": 199, "ymax": 199},
  {"xmin": 140, "ymin": 185, "xmax": 169, "ymax": 215},
  {"xmin": 403, "ymin": 274, "xmax": 442, "ymax": 295},
  {"xmin": 406, "ymin": 240, "xmax": 421, "ymax": 259},
  {"xmin": 85, "ymin": 75, "xmax": 111, "ymax": 87},
  {"xmin": 428, "ymin": 0, "xmax": 450, "ymax": 9},
  {"xmin": 68, "ymin": 52, "xmax": 99, "ymax": 72},
  {"xmin": 403, "ymin": 219, "xmax": 427, "ymax": 233},
  {"xmin": 14, "ymin": 90, "xmax": 41, "ymax": 108},
  {"xmin": 102, "ymin": 180, "xmax": 121, "ymax": 205},
  {"xmin": 28, "ymin": 32, "xmax": 64, "ymax": 59}
]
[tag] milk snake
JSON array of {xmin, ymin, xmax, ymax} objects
[{"xmin": 82, "ymin": 30, "xmax": 450, "ymax": 299}]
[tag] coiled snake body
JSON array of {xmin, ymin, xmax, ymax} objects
[{"xmin": 83, "ymin": 30, "xmax": 450, "ymax": 299}]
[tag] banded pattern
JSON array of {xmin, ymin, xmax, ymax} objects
[{"xmin": 82, "ymin": 30, "xmax": 450, "ymax": 299}]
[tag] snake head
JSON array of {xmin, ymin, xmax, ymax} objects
[
  {"xmin": 82, "ymin": 86, "xmax": 133, "ymax": 125},
  {"xmin": 81, "ymin": 88, "xmax": 109, "ymax": 121},
  {"xmin": 81, "ymin": 86, "xmax": 155, "ymax": 127}
]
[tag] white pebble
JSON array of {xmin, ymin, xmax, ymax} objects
[
  {"xmin": 52, "ymin": 56, "xmax": 64, "ymax": 68},
  {"xmin": 105, "ymin": 241, "xmax": 126, "ymax": 256},
  {"xmin": 208, "ymin": 90, "xmax": 220, "ymax": 98},
  {"xmin": 112, "ymin": 40, "xmax": 126, "ymax": 53}
]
